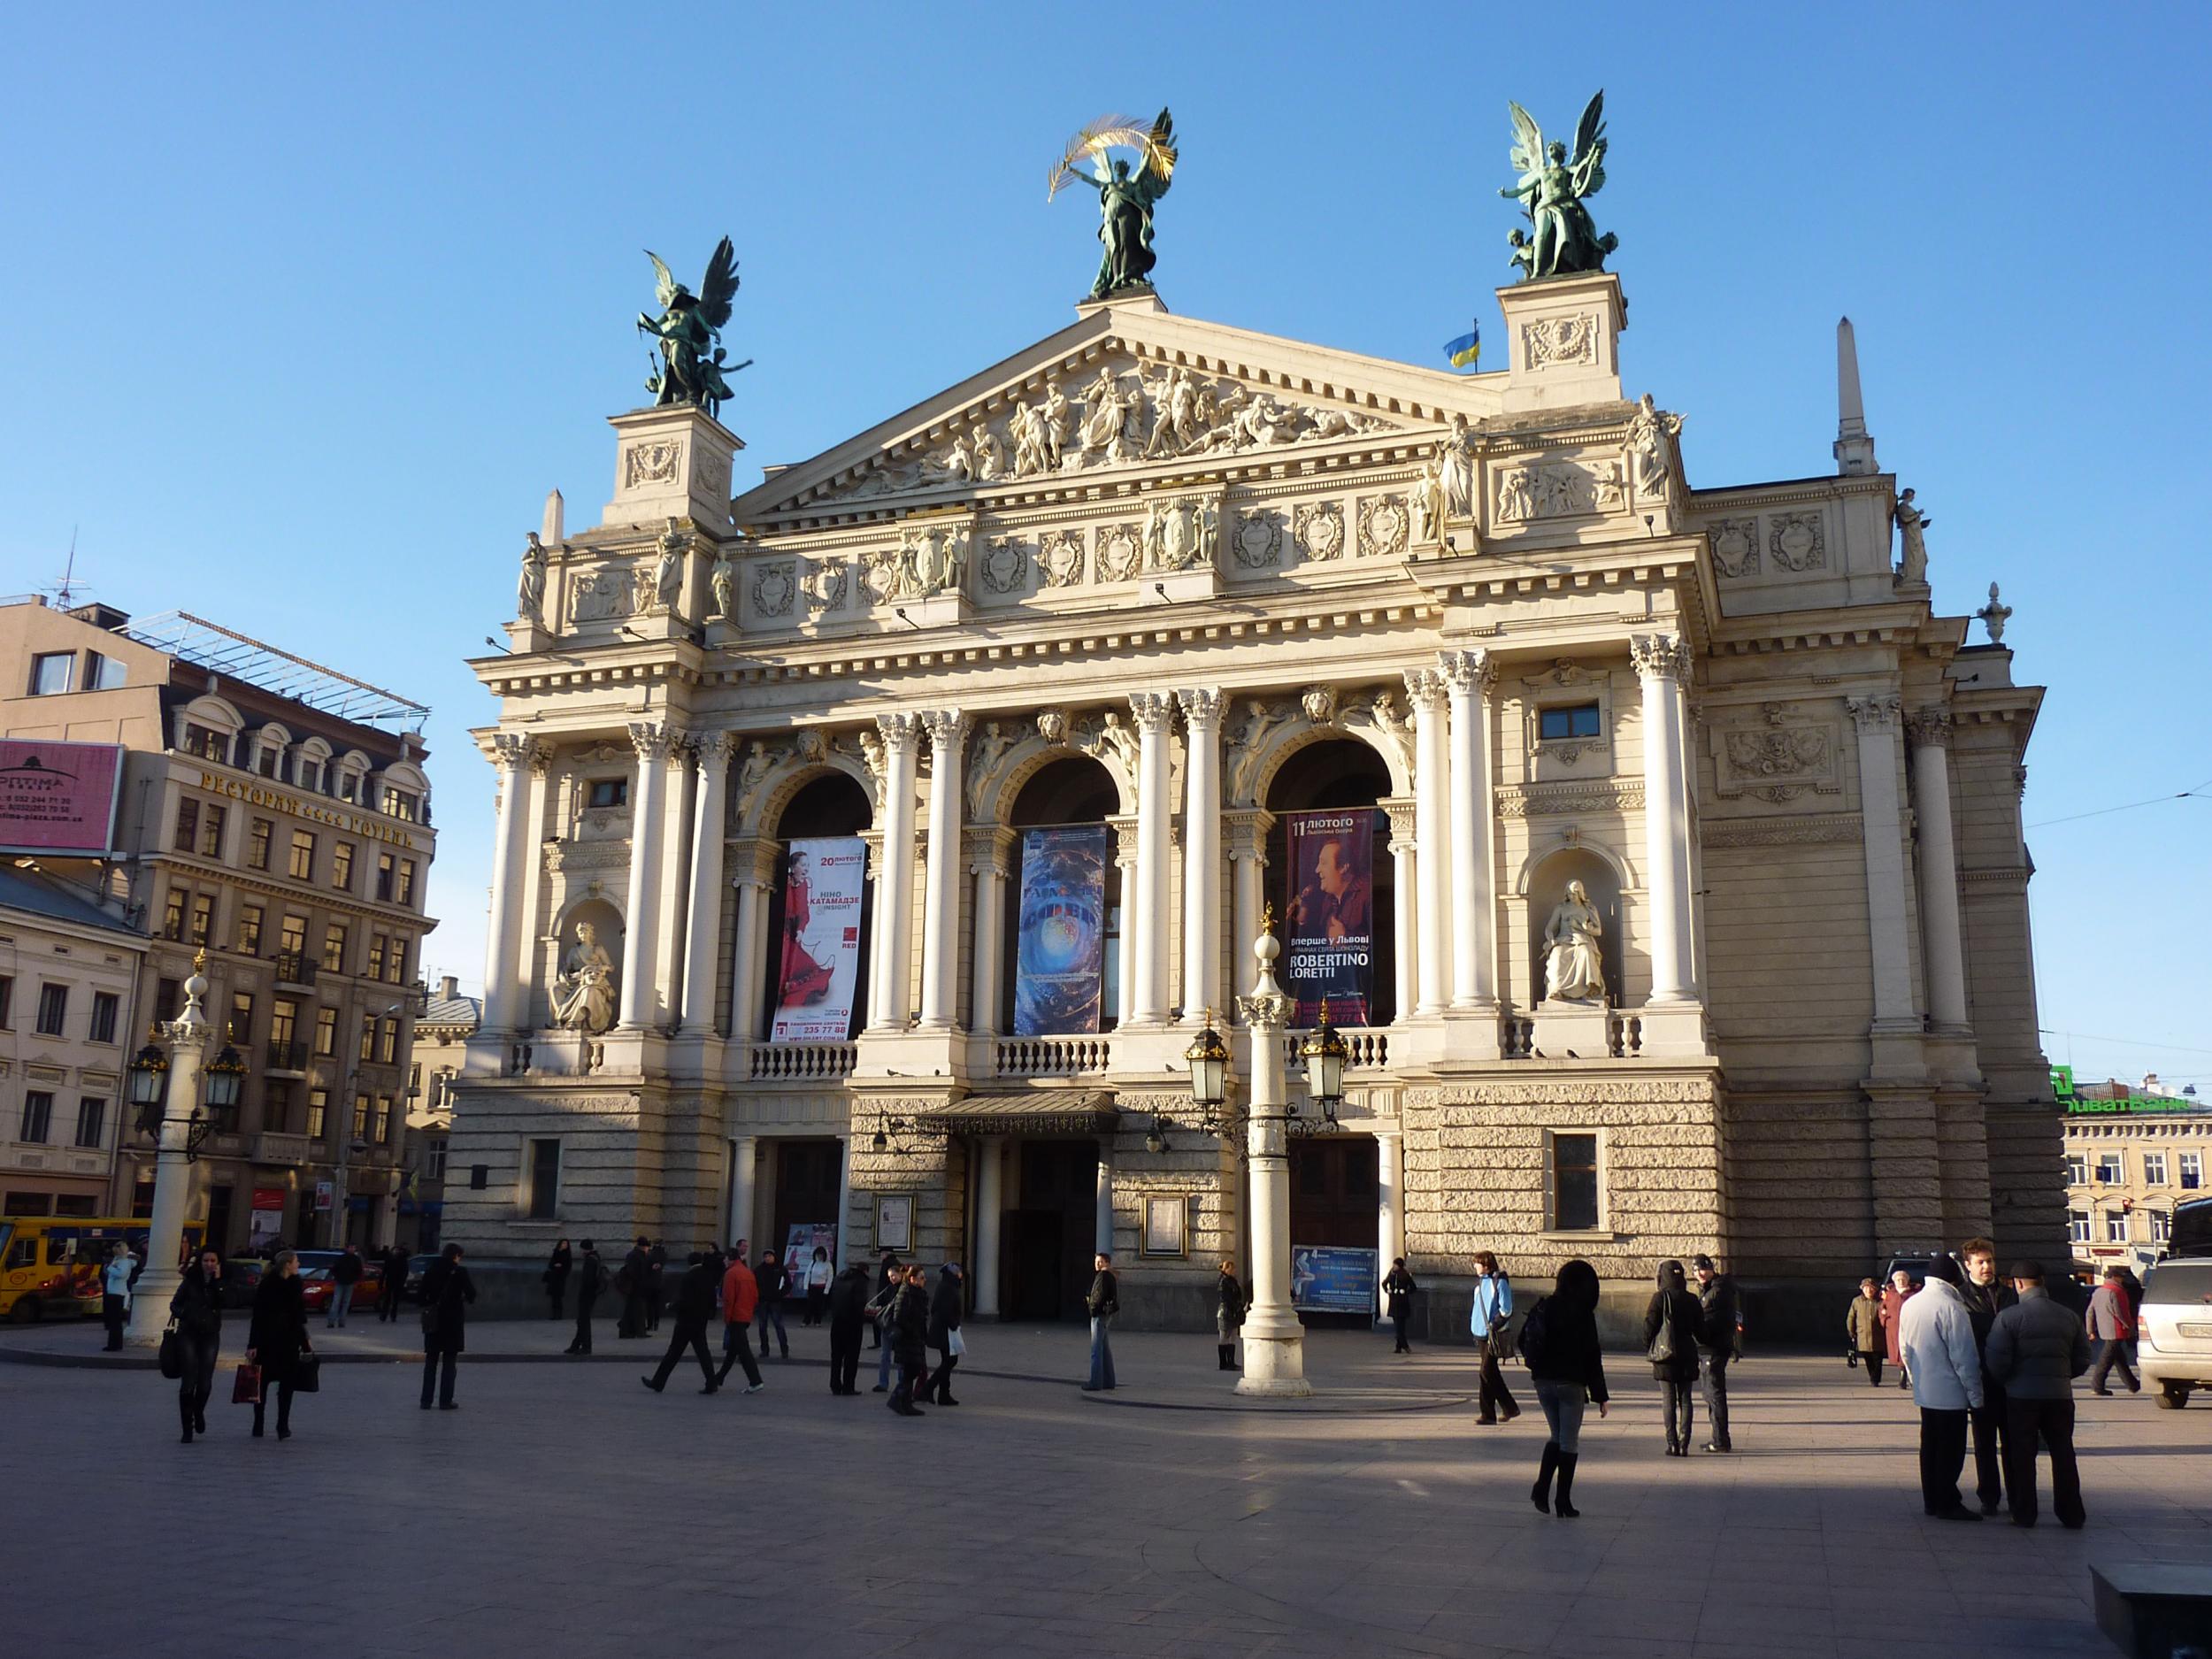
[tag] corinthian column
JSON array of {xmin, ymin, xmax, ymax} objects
[
  {"xmin": 1177, "ymin": 688, "xmax": 1225, "ymax": 1024},
  {"xmin": 1402, "ymin": 670, "xmax": 1452, "ymax": 1015},
  {"xmin": 480, "ymin": 733, "xmax": 536, "ymax": 1033},
  {"xmin": 679, "ymin": 733, "xmax": 737, "ymax": 1033},
  {"xmin": 1907, "ymin": 710, "xmax": 1969, "ymax": 1031},
  {"xmin": 728, "ymin": 839, "xmax": 773, "ymax": 1041},
  {"xmin": 917, "ymin": 710, "xmax": 972, "ymax": 1030},
  {"xmin": 1631, "ymin": 636, "xmax": 1697, "ymax": 1004},
  {"xmin": 1849, "ymin": 694, "xmax": 1916, "ymax": 1026},
  {"xmin": 1129, "ymin": 692, "xmax": 1178, "ymax": 1024},
  {"xmin": 967, "ymin": 827, "xmax": 1014, "ymax": 1033},
  {"xmin": 867, "ymin": 714, "xmax": 923, "ymax": 1031},
  {"xmin": 619, "ymin": 720, "xmax": 671, "ymax": 1028},
  {"xmin": 1439, "ymin": 649, "xmax": 1498, "ymax": 1008}
]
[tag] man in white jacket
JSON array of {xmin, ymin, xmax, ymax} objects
[{"xmin": 1897, "ymin": 1256, "xmax": 1985, "ymax": 1521}]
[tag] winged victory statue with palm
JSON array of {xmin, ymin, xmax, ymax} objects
[{"xmin": 1048, "ymin": 108, "xmax": 1179, "ymax": 301}]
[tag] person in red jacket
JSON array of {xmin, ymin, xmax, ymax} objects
[
  {"xmin": 715, "ymin": 1248, "xmax": 764, "ymax": 1392},
  {"xmin": 1880, "ymin": 1269, "xmax": 1917, "ymax": 1393}
]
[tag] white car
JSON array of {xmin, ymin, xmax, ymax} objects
[{"xmin": 2137, "ymin": 1257, "xmax": 2212, "ymax": 1409}]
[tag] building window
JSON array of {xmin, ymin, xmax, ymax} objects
[
  {"xmin": 256, "ymin": 737, "xmax": 284, "ymax": 780},
  {"xmin": 376, "ymin": 853, "xmax": 396, "ymax": 902},
  {"xmin": 73, "ymin": 1097, "xmax": 106, "ymax": 1149},
  {"xmin": 352, "ymin": 1094, "xmax": 371, "ymax": 1141},
  {"xmin": 380, "ymin": 786, "xmax": 420, "ymax": 823},
  {"xmin": 2151, "ymin": 1210, "xmax": 2172, "ymax": 1245},
  {"xmin": 587, "ymin": 778, "xmax": 628, "ymax": 810},
  {"xmin": 332, "ymin": 841, "xmax": 355, "ymax": 891},
  {"xmin": 313, "ymin": 1005, "xmax": 337, "ymax": 1056},
  {"xmin": 376, "ymin": 1097, "xmax": 394, "ymax": 1144},
  {"xmin": 88, "ymin": 992, "xmax": 119, "ymax": 1044},
  {"xmin": 1539, "ymin": 702, "xmax": 1602, "ymax": 741},
  {"xmin": 288, "ymin": 829, "xmax": 316, "ymax": 880},
  {"xmin": 2068, "ymin": 1208, "xmax": 2091, "ymax": 1244},
  {"xmin": 279, "ymin": 914, "xmax": 306, "ymax": 957},
  {"xmin": 35, "ymin": 982, "xmax": 68, "ymax": 1036},
  {"xmin": 161, "ymin": 888, "xmax": 187, "ymax": 941},
  {"xmin": 247, "ymin": 818, "xmax": 273, "ymax": 871},
  {"xmin": 366, "ymin": 933, "xmax": 387, "ymax": 981},
  {"xmin": 1548, "ymin": 1131, "xmax": 1602, "ymax": 1233},
  {"xmin": 199, "ymin": 803, "xmax": 227, "ymax": 859},
  {"xmin": 2145, "ymin": 1151, "xmax": 2169, "ymax": 1186},
  {"xmin": 53, "ymin": 1194, "xmax": 97, "ymax": 1217},
  {"xmin": 20, "ymin": 1091, "xmax": 53, "ymax": 1143},
  {"xmin": 385, "ymin": 940, "xmax": 406, "ymax": 986},
  {"xmin": 2183, "ymin": 1153, "xmax": 2204, "ymax": 1191},
  {"xmin": 379, "ymin": 1017, "xmax": 399, "ymax": 1064},
  {"xmin": 526, "ymin": 1138, "xmax": 561, "ymax": 1220},
  {"xmin": 188, "ymin": 893, "xmax": 213, "ymax": 945},
  {"xmin": 227, "ymin": 992, "xmax": 255, "ymax": 1046},
  {"xmin": 264, "ymin": 1082, "xmax": 293, "ymax": 1134},
  {"xmin": 155, "ymin": 977, "xmax": 181, "ymax": 1022},
  {"xmin": 173, "ymin": 797, "xmax": 199, "ymax": 852},
  {"xmin": 396, "ymin": 860, "xmax": 418, "ymax": 908},
  {"xmin": 427, "ymin": 1137, "xmax": 449, "ymax": 1180},
  {"xmin": 2094, "ymin": 1153, "xmax": 2124, "ymax": 1185},
  {"xmin": 0, "ymin": 975, "xmax": 11, "ymax": 1028},
  {"xmin": 337, "ymin": 767, "xmax": 361, "ymax": 804},
  {"xmin": 322, "ymin": 923, "xmax": 349, "ymax": 974},
  {"xmin": 298, "ymin": 755, "xmax": 325, "ymax": 793},
  {"xmin": 181, "ymin": 724, "xmax": 228, "ymax": 763},
  {"xmin": 2065, "ymin": 1152, "xmax": 2088, "ymax": 1187},
  {"xmin": 357, "ymin": 1017, "xmax": 375, "ymax": 1064},
  {"xmin": 85, "ymin": 652, "xmax": 126, "ymax": 691},
  {"xmin": 306, "ymin": 1088, "xmax": 328, "ymax": 1140},
  {"xmin": 29, "ymin": 651, "xmax": 74, "ymax": 695},
  {"xmin": 236, "ymin": 903, "xmax": 265, "ymax": 956},
  {"xmin": 270, "ymin": 997, "xmax": 300, "ymax": 1051},
  {"xmin": 2105, "ymin": 1210, "xmax": 2131, "ymax": 1243}
]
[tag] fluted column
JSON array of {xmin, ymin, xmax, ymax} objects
[
  {"xmin": 728, "ymin": 839, "xmax": 773, "ymax": 1041},
  {"xmin": 511, "ymin": 746, "xmax": 552, "ymax": 1025},
  {"xmin": 1177, "ymin": 688, "xmax": 1225, "ymax": 1024},
  {"xmin": 1384, "ymin": 800, "xmax": 1417, "ymax": 1025},
  {"xmin": 1849, "ymin": 694, "xmax": 1916, "ymax": 1025},
  {"xmin": 726, "ymin": 1135, "xmax": 757, "ymax": 1248},
  {"xmin": 966, "ymin": 826, "xmax": 1013, "ymax": 1033},
  {"xmin": 1376, "ymin": 1128, "xmax": 1404, "ymax": 1311},
  {"xmin": 618, "ymin": 720, "xmax": 671, "ymax": 1028},
  {"xmin": 655, "ymin": 734, "xmax": 696, "ymax": 1018},
  {"xmin": 1225, "ymin": 810, "xmax": 1270, "ymax": 1024},
  {"xmin": 1632, "ymin": 637, "xmax": 1698, "ymax": 1005},
  {"xmin": 917, "ymin": 710, "xmax": 972, "ymax": 1030},
  {"xmin": 1439, "ymin": 649, "xmax": 1498, "ymax": 1008},
  {"xmin": 1129, "ymin": 692, "xmax": 1178, "ymax": 1024},
  {"xmin": 1110, "ymin": 818, "xmax": 1140, "ymax": 1027},
  {"xmin": 1403, "ymin": 670, "xmax": 1452, "ymax": 1015},
  {"xmin": 680, "ymin": 733, "xmax": 737, "ymax": 1033},
  {"xmin": 1908, "ymin": 710, "xmax": 1970, "ymax": 1032},
  {"xmin": 973, "ymin": 1136, "xmax": 1004, "ymax": 1316},
  {"xmin": 480, "ymin": 733, "xmax": 536, "ymax": 1033},
  {"xmin": 868, "ymin": 714, "xmax": 923, "ymax": 1031}
]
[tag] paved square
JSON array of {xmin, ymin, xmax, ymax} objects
[{"xmin": 5, "ymin": 1322, "xmax": 2203, "ymax": 1658}]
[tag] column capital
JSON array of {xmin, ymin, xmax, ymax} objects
[
  {"xmin": 876, "ymin": 711, "xmax": 924, "ymax": 755},
  {"xmin": 1629, "ymin": 633, "xmax": 1693, "ymax": 682},
  {"xmin": 964, "ymin": 824, "xmax": 1015, "ymax": 876},
  {"xmin": 1402, "ymin": 667, "xmax": 1448, "ymax": 712},
  {"xmin": 1381, "ymin": 795, "xmax": 1418, "ymax": 844},
  {"xmin": 1224, "ymin": 807, "xmax": 1273, "ymax": 862},
  {"xmin": 695, "ymin": 730, "xmax": 743, "ymax": 770},
  {"xmin": 919, "ymin": 709, "xmax": 972, "ymax": 750},
  {"xmin": 1847, "ymin": 693, "xmax": 1903, "ymax": 731},
  {"xmin": 1904, "ymin": 708, "xmax": 1954, "ymax": 749},
  {"xmin": 626, "ymin": 719, "xmax": 673, "ymax": 762},
  {"xmin": 1436, "ymin": 649, "xmax": 1496, "ymax": 697},
  {"xmin": 1129, "ymin": 690, "xmax": 1178, "ymax": 733},
  {"xmin": 1176, "ymin": 687, "xmax": 1225, "ymax": 729},
  {"xmin": 485, "ymin": 731, "xmax": 537, "ymax": 773}
]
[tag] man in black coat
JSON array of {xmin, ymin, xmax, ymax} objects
[
  {"xmin": 1693, "ymin": 1254, "xmax": 1740, "ymax": 1453},
  {"xmin": 644, "ymin": 1240, "xmax": 669, "ymax": 1333},
  {"xmin": 419, "ymin": 1244, "xmax": 477, "ymax": 1410},
  {"xmin": 376, "ymin": 1242, "xmax": 410, "ymax": 1323},
  {"xmin": 328, "ymin": 1244, "xmax": 365, "ymax": 1329},
  {"xmin": 568, "ymin": 1240, "xmax": 606, "ymax": 1356},
  {"xmin": 887, "ymin": 1264, "xmax": 930, "ymax": 1417},
  {"xmin": 641, "ymin": 1251, "xmax": 719, "ymax": 1394},
  {"xmin": 1958, "ymin": 1237, "xmax": 2020, "ymax": 1516},
  {"xmin": 618, "ymin": 1236, "xmax": 650, "ymax": 1338},
  {"xmin": 926, "ymin": 1263, "xmax": 964, "ymax": 1406},
  {"xmin": 826, "ymin": 1261, "xmax": 872, "ymax": 1395}
]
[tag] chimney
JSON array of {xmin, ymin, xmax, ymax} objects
[
  {"xmin": 439, "ymin": 974, "xmax": 459, "ymax": 1000},
  {"xmin": 1833, "ymin": 316, "xmax": 1878, "ymax": 476}
]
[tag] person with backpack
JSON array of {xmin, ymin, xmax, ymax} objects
[
  {"xmin": 1382, "ymin": 1257, "xmax": 1418, "ymax": 1354},
  {"xmin": 1643, "ymin": 1260, "xmax": 1706, "ymax": 1456},
  {"xmin": 567, "ymin": 1240, "xmax": 607, "ymax": 1356},
  {"xmin": 1470, "ymin": 1251, "xmax": 1519, "ymax": 1425},
  {"xmin": 1524, "ymin": 1259, "xmax": 1609, "ymax": 1519}
]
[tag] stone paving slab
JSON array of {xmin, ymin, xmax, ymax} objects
[{"xmin": 4, "ymin": 1324, "xmax": 2202, "ymax": 1658}]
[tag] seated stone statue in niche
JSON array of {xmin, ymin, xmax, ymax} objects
[
  {"xmin": 1542, "ymin": 880, "xmax": 1606, "ymax": 1003},
  {"xmin": 549, "ymin": 921, "xmax": 618, "ymax": 1033}
]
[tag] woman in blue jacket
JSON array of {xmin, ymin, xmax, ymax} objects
[{"xmin": 1470, "ymin": 1251, "xmax": 1520, "ymax": 1425}]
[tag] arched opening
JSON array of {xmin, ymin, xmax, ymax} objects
[
  {"xmin": 547, "ymin": 896, "xmax": 624, "ymax": 1031},
  {"xmin": 1527, "ymin": 847, "xmax": 1624, "ymax": 1008},
  {"xmin": 759, "ymin": 772, "xmax": 874, "ymax": 1041},
  {"xmin": 1002, "ymin": 756, "xmax": 1122, "ymax": 1033},
  {"xmin": 1263, "ymin": 737, "xmax": 1396, "ymax": 1030}
]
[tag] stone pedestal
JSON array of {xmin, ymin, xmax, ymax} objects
[
  {"xmin": 603, "ymin": 404, "xmax": 743, "ymax": 530},
  {"xmin": 890, "ymin": 591, "xmax": 971, "ymax": 629},
  {"xmin": 1143, "ymin": 565, "xmax": 1221, "ymax": 606},
  {"xmin": 1530, "ymin": 999, "xmax": 1609, "ymax": 1061},
  {"xmin": 1496, "ymin": 271, "xmax": 1624, "ymax": 415}
]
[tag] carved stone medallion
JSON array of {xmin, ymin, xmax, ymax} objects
[
  {"xmin": 1097, "ymin": 524, "xmax": 1142, "ymax": 582},
  {"xmin": 1520, "ymin": 313, "xmax": 1599, "ymax": 369},
  {"xmin": 1294, "ymin": 502, "xmax": 1345, "ymax": 563},
  {"xmin": 1768, "ymin": 512, "xmax": 1826, "ymax": 572},
  {"xmin": 624, "ymin": 441, "xmax": 681, "ymax": 488},
  {"xmin": 979, "ymin": 535, "xmax": 1029, "ymax": 595},
  {"xmin": 1359, "ymin": 495, "xmax": 1409, "ymax": 557},
  {"xmin": 750, "ymin": 560, "xmax": 797, "ymax": 618},
  {"xmin": 1039, "ymin": 529, "xmax": 1085, "ymax": 588},
  {"xmin": 1233, "ymin": 509, "xmax": 1282, "ymax": 569},
  {"xmin": 1711, "ymin": 518, "xmax": 1761, "ymax": 579}
]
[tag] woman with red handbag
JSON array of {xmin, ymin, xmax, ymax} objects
[{"xmin": 246, "ymin": 1249, "xmax": 312, "ymax": 1440}]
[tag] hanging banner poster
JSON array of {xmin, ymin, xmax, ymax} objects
[
  {"xmin": 1291, "ymin": 1244, "xmax": 1379, "ymax": 1314},
  {"xmin": 1013, "ymin": 826, "xmax": 1109, "ymax": 1036},
  {"xmin": 0, "ymin": 739, "xmax": 124, "ymax": 856},
  {"xmin": 769, "ymin": 837, "xmax": 866, "ymax": 1042},
  {"xmin": 1282, "ymin": 808, "xmax": 1377, "ymax": 1025}
]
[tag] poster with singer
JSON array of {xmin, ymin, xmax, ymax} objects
[
  {"xmin": 1012, "ymin": 826, "xmax": 1109, "ymax": 1036},
  {"xmin": 769, "ymin": 837, "xmax": 865, "ymax": 1042},
  {"xmin": 1282, "ymin": 808, "xmax": 1377, "ymax": 1025}
]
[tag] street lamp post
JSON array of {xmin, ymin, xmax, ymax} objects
[{"xmin": 1227, "ymin": 922, "xmax": 1311, "ymax": 1398}]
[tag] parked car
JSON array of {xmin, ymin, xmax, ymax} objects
[
  {"xmin": 218, "ymin": 1256, "xmax": 270, "ymax": 1310},
  {"xmin": 293, "ymin": 1253, "xmax": 384, "ymax": 1316},
  {"xmin": 2139, "ymin": 1257, "xmax": 2212, "ymax": 1409},
  {"xmin": 403, "ymin": 1254, "xmax": 437, "ymax": 1302}
]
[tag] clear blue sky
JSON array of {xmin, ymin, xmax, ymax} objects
[{"xmin": 4, "ymin": 4, "xmax": 2205, "ymax": 1089}]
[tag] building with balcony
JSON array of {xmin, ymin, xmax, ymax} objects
[
  {"xmin": 401, "ymin": 974, "xmax": 477, "ymax": 1250},
  {"xmin": 0, "ymin": 599, "xmax": 439, "ymax": 1252},
  {"xmin": 445, "ymin": 268, "xmax": 2055, "ymax": 1333},
  {"xmin": 2058, "ymin": 1068, "xmax": 2212, "ymax": 1269}
]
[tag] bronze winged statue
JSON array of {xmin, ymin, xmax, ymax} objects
[
  {"xmin": 1499, "ymin": 92, "xmax": 1618, "ymax": 281},
  {"xmin": 1048, "ymin": 109, "xmax": 1178, "ymax": 300},
  {"xmin": 638, "ymin": 237, "xmax": 750, "ymax": 419}
]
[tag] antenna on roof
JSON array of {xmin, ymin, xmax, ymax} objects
[{"xmin": 40, "ymin": 527, "xmax": 90, "ymax": 610}]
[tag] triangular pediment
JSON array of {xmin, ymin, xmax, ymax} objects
[{"xmin": 732, "ymin": 301, "xmax": 1500, "ymax": 528}]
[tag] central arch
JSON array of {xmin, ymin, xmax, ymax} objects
[{"xmin": 1263, "ymin": 737, "xmax": 1396, "ymax": 1030}]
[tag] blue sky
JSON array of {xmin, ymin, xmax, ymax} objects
[{"xmin": 3, "ymin": 4, "xmax": 2205, "ymax": 1090}]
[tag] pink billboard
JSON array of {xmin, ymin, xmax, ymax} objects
[{"xmin": 0, "ymin": 739, "xmax": 124, "ymax": 855}]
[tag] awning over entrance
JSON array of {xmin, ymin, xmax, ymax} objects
[{"xmin": 916, "ymin": 1091, "xmax": 1118, "ymax": 1138}]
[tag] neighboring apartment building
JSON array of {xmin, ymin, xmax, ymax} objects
[
  {"xmin": 0, "ymin": 597, "xmax": 438, "ymax": 1253},
  {"xmin": 2058, "ymin": 1065, "xmax": 2212, "ymax": 1268},
  {"xmin": 401, "ymin": 973, "xmax": 478, "ymax": 1250},
  {"xmin": 0, "ymin": 864, "xmax": 149, "ymax": 1217}
]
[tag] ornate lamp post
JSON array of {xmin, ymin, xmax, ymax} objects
[
  {"xmin": 1300, "ymin": 1008, "xmax": 1347, "ymax": 1130},
  {"xmin": 1229, "ymin": 918, "xmax": 1311, "ymax": 1397}
]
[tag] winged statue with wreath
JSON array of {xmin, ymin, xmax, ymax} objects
[
  {"xmin": 1499, "ymin": 91, "xmax": 1618, "ymax": 281},
  {"xmin": 637, "ymin": 236, "xmax": 751, "ymax": 419},
  {"xmin": 1048, "ymin": 108, "xmax": 1179, "ymax": 300}
]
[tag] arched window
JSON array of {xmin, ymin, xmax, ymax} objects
[{"xmin": 1003, "ymin": 756, "xmax": 1122, "ymax": 1033}]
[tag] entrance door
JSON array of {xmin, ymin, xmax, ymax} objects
[
  {"xmin": 1289, "ymin": 1134, "xmax": 1379, "ymax": 1325},
  {"xmin": 1004, "ymin": 1140, "xmax": 1098, "ymax": 1321},
  {"xmin": 771, "ymin": 1138, "xmax": 842, "ymax": 1267}
]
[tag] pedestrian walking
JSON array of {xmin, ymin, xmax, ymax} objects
[
  {"xmin": 1957, "ymin": 1238, "xmax": 2017, "ymax": 1515},
  {"xmin": 1847, "ymin": 1278, "xmax": 1886, "ymax": 1386},
  {"xmin": 888, "ymin": 1263, "xmax": 930, "ymax": 1417},
  {"xmin": 1692, "ymin": 1253, "xmax": 1740, "ymax": 1452},
  {"xmin": 1525, "ymin": 1259, "xmax": 1609, "ymax": 1519},
  {"xmin": 617, "ymin": 1235, "xmax": 650, "ymax": 1338},
  {"xmin": 1985, "ymin": 1259, "xmax": 2091, "ymax": 1529},
  {"xmin": 1081, "ymin": 1251, "xmax": 1119, "ymax": 1393},
  {"xmin": 565, "ymin": 1239, "xmax": 605, "ymax": 1355},
  {"xmin": 827, "ymin": 1260, "xmax": 872, "ymax": 1394},
  {"xmin": 246, "ymin": 1249, "xmax": 311, "ymax": 1440},
  {"xmin": 714, "ymin": 1247, "xmax": 764, "ymax": 1392},
  {"xmin": 168, "ymin": 1247, "xmax": 224, "ymax": 1443},
  {"xmin": 1880, "ymin": 1269, "xmax": 1916, "ymax": 1391},
  {"xmin": 2086, "ymin": 1267, "xmax": 2140, "ymax": 1395},
  {"xmin": 925, "ymin": 1263, "xmax": 964, "ymax": 1405},
  {"xmin": 327, "ymin": 1244, "xmax": 364, "ymax": 1329},
  {"xmin": 1897, "ymin": 1255, "xmax": 1984, "ymax": 1521},
  {"xmin": 642, "ymin": 1251, "xmax": 720, "ymax": 1394},
  {"xmin": 1470, "ymin": 1252, "xmax": 1520, "ymax": 1425},
  {"xmin": 102, "ymin": 1242, "xmax": 134, "ymax": 1351},
  {"xmin": 869, "ymin": 1258, "xmax": 902, "ymax": 1392},
  {"xmin": 1383, "ymin": 1256, "xmax": 1418, "ymax": 1354},
  {"xmin": 543, "ymin": 1240, "xmax": 572, "ymax": 1321},
  {"xmin": 801, "ymin": 1246, "xmax": 832, "ymax": 1325},
  {"xmin": 418, "ymin": 1243, "xmax": 476, "ymax": 1409},
  {"xmin": 1644, "ymin": 1260, "xmax": 1705, "ymax": 1456},
  {"xmin": 870, "ymin": 1249, "xmax": 895, "ymax": 1349},
  {"xmin": 376, "ymin": 1241, "xmax": 409, "ymax": 1323},
  {"xmin": 644, "ymin": 1240, "xmax": 668, "ymax": 1333},
  {"xmin": 753, "ymin": 1247, "xmax": 791, "ymax": 1358},
  {"xmin": 1216, "ymin": 1259, "xmax": 1247, "ymax": 1371}
]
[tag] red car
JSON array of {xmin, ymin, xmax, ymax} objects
[{"xmin": 293, "ymin": 1252, "xmax": 384, "ymax": 1316}]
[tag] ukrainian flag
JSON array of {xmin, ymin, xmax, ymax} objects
[{"xmin": 1443, "ymin": 324, "xmax": 1481, "ymax": 372}]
